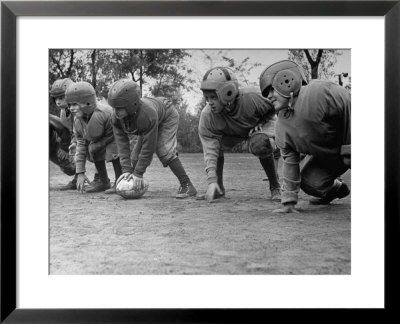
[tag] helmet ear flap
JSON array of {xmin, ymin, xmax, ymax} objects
[
  {"xmin": 216, "ymin": 82, "xmax": 238, "ymax": 105},
  {"xmin": 272, "ymin": 69, "xmax": 302, "ymax": 98}
]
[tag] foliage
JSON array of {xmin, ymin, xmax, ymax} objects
[
  {"xmin": 221, "ymin": 55, "xmax": 262, "ymax": 88},
  {"xmin": 198, "ymin": 49, "xmax": 262, "ymax": 88},
  {"xmin": 288, "ymin": 49, "xmax": 343, "ymax": 81},
  {"xmin": 176, "ymin": 102, "xmax": 203, "ymax": 153},
  {"xmin": 49, "ymin": 49, "xmax": 200, "ymax": 152}
]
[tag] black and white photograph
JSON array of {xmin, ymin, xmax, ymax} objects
[
  {"xmin": 4, "ymin": 1, "xmax": 397, "ymax": 319},
  {"xmin": 49, "ymin": 48, "xmax": 351, "ymax": 275}
]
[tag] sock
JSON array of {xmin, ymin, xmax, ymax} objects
[
  {"xmin": 259, "ymin": 156, "xmax": 280, "ymax": 191},
  {"xmin": 217, "ymin": 156, "xmax": 224, "ymax": 190},
  {"xmin": 94, "ymin": 160, "xmax": 109, "ymax": 182},
  {"xmin": 273, "ymin": 148, "xmax": 281, "ymax": 178},
  {"xmin": 112, "ymin": 158, "xmax": 122, "ymax": 181},
  {"xmin": 168, "ymin": 157, "xmax": 190, "ymax": 186}
]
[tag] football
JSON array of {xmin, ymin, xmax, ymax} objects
[{"xmin": 116, "ymin": 178, "xmax": 149, "ymax": 199}]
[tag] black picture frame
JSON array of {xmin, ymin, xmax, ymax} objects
[{"xmin": 1, "ymin": 1, "xmax": 399, "ymax": 322}]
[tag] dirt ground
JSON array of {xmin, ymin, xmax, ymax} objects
[{"xmin": 49, "ymin": 153, "xmax": 351, "ymax": 275}]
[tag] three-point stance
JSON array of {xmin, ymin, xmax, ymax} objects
[
  {"xmin": 65, "ymin": 81, "xmax": 122, "ymax": 193},
  {"xmin": 259, "ymin": 60, "xmax": 351, "ymax": 213},
  {"xmin": 107, "ymin": 79, "xmax": 197, "ymax": 199},
  {"xmin": 198, "ymin": 67, "xmax": 281, "ymax": 202}
]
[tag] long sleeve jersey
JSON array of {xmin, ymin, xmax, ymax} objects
[
  {"xmin": 198, "ymin": 87, "xmax": 276, "ymax": 184},
  {"xmin": 73, "ymin": 102, "xmax": 115, "ymax": 174},
  {"xmin": 275, "ymin": 80, "xmax": 351, "ymax": 204},
  {"xmin": 111, "ymin": 97, "xmax": 167, "ymax": 177},
  {"xmin": 60, "ymin": 108, "xmax": 76, "ymax": 145}
]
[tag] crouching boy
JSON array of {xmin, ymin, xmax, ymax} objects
[
  {"xmin": 107, "ymin": 79, "xmax": 197, "ymax": 199},
  {"xmin": 65, "ymin": 81, "xmax": 122, "ymax": 193}
]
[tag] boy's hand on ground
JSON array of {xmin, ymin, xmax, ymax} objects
[
  {"xmin": 205, "ymin": 183, "xmax": 223, "ymax": 201},
  {"xmin": 76, "ymin": 173, "xmax": 90, "ymax": 193},
  {"xmin": 273, "ymin": 203, "xmax": 299, "ymax": 213}
]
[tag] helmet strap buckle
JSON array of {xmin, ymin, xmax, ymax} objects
[{"xmin": 284, "ymin": 92, "xmax": 295, "ymax": 118}]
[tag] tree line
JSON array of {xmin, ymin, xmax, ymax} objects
[{"xmin": 49, "ymin": 49, "xmax": 348, "ymax": 153}]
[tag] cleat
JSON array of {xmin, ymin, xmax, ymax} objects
[
  {"xmin": 104, "ymin": 182, "xmax": 117, "ymax": 194},
  {"xmin": 85, "ymin": 178, "xmax": 111, "ymax": 193},
  {"xmin": 58, "ymin": 179, "xmax": 77, "ymax": 190},
  {"xmin": 310, "ymin": 183, "xmax": 350, "ymax": 205},
  {"xmin": 176, "ymin": 183, "xmax": 197, "ymax": 199}
]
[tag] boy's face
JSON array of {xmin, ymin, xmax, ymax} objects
[
  {"xmin": 203, "ymin": 91, "xmax": 224, "ymax": 114},
  {"xmin": 55, "ymin": 95, "xmax": 68, "ymax": 109},
  {"xmin": 68, "ymin": 102, "xmax": 84, "ymax": 118},
  {"xmin": 114, "ymin": 107, "xmax": 128, "ymax": 120},
  {"xmin": 267, "ymin": 87, "xmax": 289, "ymax": 111}
]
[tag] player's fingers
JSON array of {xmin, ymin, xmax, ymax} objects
[
  {"xmin": 133, "ymin": 179, "xmax": 139, "ymax": 191},
  {"xmin": 206, "ymin": 191, "xmax": 216, "ymax": 202},
  {"xmin": 116, "ymin": 174, "xmax": 125, "ymax": 185},
  {"xmin": 77, "ymin": 182, "xmax": 83, "ymax": 193},
  {"xmin": 79, "ymin": 181, "xmax": 85, "ymax": 193},
  {"xmin": 273, "ymin": 206, "xmax": 292, "ymax": 213}
]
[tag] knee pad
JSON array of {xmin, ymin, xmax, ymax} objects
[{"xmin": 249, "ymin": 133, "xmax": 273, "ymax": 158}]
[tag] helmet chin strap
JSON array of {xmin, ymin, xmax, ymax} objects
[
  {"xmin": 224, "ymin": 101, "xmax": 233, "ymax": 113},
  {"xmin": 283, "ymin": 92, "xmax": 295, "ymax": 118}
]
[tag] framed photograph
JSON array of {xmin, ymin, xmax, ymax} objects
[{"xmin": 1, "ymin": 0, "xmax": 399, "ymax": 322}]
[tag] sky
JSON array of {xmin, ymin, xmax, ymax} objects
[{"xmin": 179, "ymin": 49, "xmax": 351, "ymax": 113}]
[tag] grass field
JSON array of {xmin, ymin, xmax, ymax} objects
[{"xmin": 50, "ymin": 153, "xmax": 351, "ymax": 275}]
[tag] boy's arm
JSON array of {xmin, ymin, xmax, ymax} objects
[
  {"xmin": 280, "ymin": 147, "xmax": 301, "ymax": 206},
  {"xmin": 132, "ymin": 119, "xmax": 157, "ymax": 178},
  {"xmin": 74, "ymin": 135, "xmax": 89, "ymax": 174},
  {"xmin": 198, "ymin": 109, "xmax": 223, "ymax": 185},
  {"xmin": 113, "ymin": 123, "xmax": 134, "ymax": 173}
]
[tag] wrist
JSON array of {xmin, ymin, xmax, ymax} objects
[{"xmin": 283, "ymin": 202, "xmax": 295, "ymax": 206}]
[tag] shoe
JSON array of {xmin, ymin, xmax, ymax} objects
[
  {"xmin": 310, "ymin": 183, "xmax": 350, "ymax": 205},
  {"xmin": 271, "ymin": 188, "xmax": 282, "ymax": 202},
  {"xmin": 176, "ymin": 183, "xmax": 197, "ymax": 199},
  {"xmin": 104, "ymin": 182, "xmax": 117, "ymax": 194},
  {"xmin": 59, "ymin": 179, "xmax": 77, "ymax": 190},
  {"xmin": 85, "ymin": 178, "xmax": 111, "ymax": 193}
]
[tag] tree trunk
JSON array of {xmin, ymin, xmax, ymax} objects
[
  {"xmin": 304, "ymin": 49, "xmax": 323, "ymax": 79},
  {"xmin": 139, "ymin": 50, "xmax": 144, "ymax": 90},
  {"xmin": 66, "ymin": 49, "xmax": 74, "ymax": 78},
  {"xmin": 91, "ymin": 49, "xmax": 97, "ymax": 89}
]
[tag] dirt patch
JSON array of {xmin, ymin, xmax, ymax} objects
[{"xmin": 50, "ymin": 153, "xmax": 351, "ymax": 275}]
